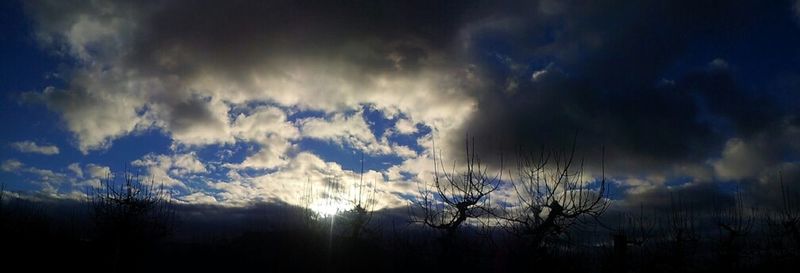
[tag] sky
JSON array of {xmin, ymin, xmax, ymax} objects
[{"xmin": 1, "ymin": 0, "xmax": 800, "ymax": 214}]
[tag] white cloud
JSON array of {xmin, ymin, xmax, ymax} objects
[
  {"xmin": 205, "ymin": 151, "xmax": 418, "ymax": 209},
  {"xmin": 170, "ymin": 153, "xmax": 207, "ymax": 175},
  {"xmin": 10, "ymin": 141, "xmax": 60, "ymax": 155},
  {"xmin": 28, "ymin": 84, "xmax": 145, "ymax": 154},
  {"xmin": 70, "ymin": 163, "xmax": 111, "ymax": 190},
  {"xmin": 299, "ymin": 110, "xmax": 392, "ymax": 155},
  {"xmin": 713, "ymin": 138, "xmax": 773, "ymax": 181},
  {"xmin": 1, "ymin": 159, "xmax": 23, "ymax": 172},
  {"xmin": 384, "ymin": 150, "xmax": 437, "ymax": 184},
  {"xmin": 86, "ymin": 164, "xmax": 112, "ymax": 179},
  {"xmin": 0, "ymin": 159, "xmax": 67, "ymax": 185},
  {"xmin": 391, "ymin": 145, "xmax": 418, "ymax": 159},
  {"xmin": 394, "ymin": 118, "xmax": 418, "ymax": 135},
  {"xmin": 531, "ymin": 69, "xmax": 548, "ymax": 82},
  {"xmin": 132, "ymin": 152, "xmax": 207, "ymax": 188},
  {"xmin": 298, "ymin": 109, "xmax": 419, "ymax": 159},
  {"xmin": 76, "ymin": 178, "xmax": 103, "ymax": 189},
  {"xmin": 67, "ymin": 163, "xmax": 83, "ymax": 178},
  {"xmin": 711, "ymin": 121, "xmax": 799, "ymax": 182},
  {"xmin": 178, "ymin": 191, "xmax": 219, "ymax": 205},
  {"xmin": 230, "ymin": 106, "xmax": 300, "ymax": 170},
  {"xmin": 531, "ymin": 63, "xmax": 554, "ymax": 82},
  {"xmin": 27, "ymin": 168, "xmax": 66, "ymax": 183}
]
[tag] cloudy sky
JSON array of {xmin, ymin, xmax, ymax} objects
[{"xmin": 1, "ymin": 0, "xmax": 799, "ymax": 212}]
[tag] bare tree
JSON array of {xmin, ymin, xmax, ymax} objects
[
  {"xmin": 0, "ymin": 183, "xmax": 5, "ymax": 213},
  {"xmin": 413, "ymin": 136, "xmax": 502, "ymax": 236},
  {"xmin": 606, "ymin": 204, "xmax": 656, "ymax": 273},
  {"xmin": 89, "ymin": 171, "xmax": 175, "ymax": 272},
  {"xmin": 765, "ymin": 171, "xmax": 800, "ymax": 255},
  {"xmin": 341, "ymin": 152, "xmax": 377, "ymax": 239},
  {"xmin": 779, "ymin": 172, "xmax": 800, "ymax": 248},
  {"xmin": 495, "ymin": 143, "xmax": 608, "ymax": 250},
  {"xmin": 713, "ymin": 185, "xmax": 755, "ymax": 266},
  {"xmin": 299, "ymin": 176, "xmax": 318, "ymax": 229},
  {"xmin": 0, "ymin": 183, "xmax": 5, "ymax": 228},
  {"xmin": 664, "ymin": 193, "xmax": 699, "ymax": 271}
]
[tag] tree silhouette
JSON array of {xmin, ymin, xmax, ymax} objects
[
  {"xmin": 764, "ymin": 171, "xmax": 800, "ymax": 257},
  {"xmin": 713, "ymin": 185, "xmax": 755, "ymax": 268},
  {"xmin": 496, "ymin": 143, "xmax": 608, "ymax": 251},
  {"xmin": 89, "ymin": 171, "xmax": 175, "ymax": 272},
  {"xmin": 664, "ymin": 193, "xmax": 699, "ymax": 271},
  {"xmin": 335, "ymin": 152, "xmax": 377, "ymax": 240},
  {"xmin": 414, "ymin": 136, "xmax": 502, "ymax": 236},
  {"xmin": 0, "ymin": 183, "xmax": 5, "ymax": 220},
  {"xmin": 606, "ymin": 204, "xmax": 655, "ymax": 273}
]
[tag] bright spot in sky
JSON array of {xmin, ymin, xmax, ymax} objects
[{"xmin": 309, "ymin": 198, "xmax": 352, "ymax": 217}]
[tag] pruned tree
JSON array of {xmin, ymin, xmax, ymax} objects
[
  {"xmin": 299, "ymin": 176, "xmax": 319, "ymax": 229},
  {"xmin": 664, "ymin": 192, "xmax": 699, "ymax": 270},
  {"xmin": 0, "ymin": 183, "xmax": 5, "ymax": 229},
  {"xmin": 89, "ymin": 171, "xmax": 175, "ymax": 271},
  {"xmin": 606, "ymin": 204, "xmax": 656, "ymax": 273},
  {"xmin": 765, "ymin": 171, "xmax": 800, "ymax": 255},
  {"xmin": 713, "ymin": 185, "xmax": 755, "ymax": 266},
  {"xmin": 413, "ymin": 136, "xmax": 502, "ymax": 236},
  {"xmin": 0, "ymin": 183, "xmax": 5, "ymax": 215},
  {"xmin": 778, "ymin": 171, "xmax": 800, "ymax": 248},
  {"xmin": 495, "ymin": 143, "xmax": 608, "ymax": 250},
  {"xmin": 341, "ymin": 152, "xmax": 377, "ymax": 239}
]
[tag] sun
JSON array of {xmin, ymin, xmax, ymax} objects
[{"xmin": 309, "ymin": 198, "xmax": 351, "ymax": 217}]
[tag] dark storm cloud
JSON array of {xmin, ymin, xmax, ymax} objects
[
  {"xmin": 739, "ymin": 162, "xmax": 800, "ymax": 209},
  {"xmin": 456, "ymin": 0, "xmax": 800, "ymax": 178},
  {"xmin": 166, "ymin": 97, "xmax": 223, "ymax": 133},
  {"xmin": 116, "ymin": 0, "xmax": 494, "ymax": 80},
  {"xmin": 620, "ymin": 183, "xmax": 735, "ymax": 213}
]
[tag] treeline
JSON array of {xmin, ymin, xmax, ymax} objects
[{"xmin": 1, "ymin": 141, "xmax": 799, "ymax": 273}]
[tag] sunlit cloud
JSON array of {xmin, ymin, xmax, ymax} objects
[{"xmin": 10, "ymin": 141, "xmax": 60, "ymax": 155}]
